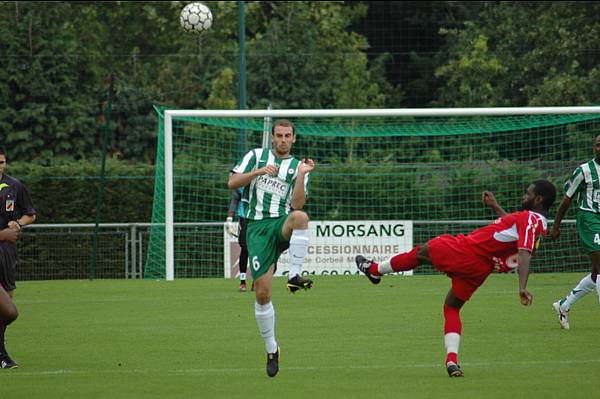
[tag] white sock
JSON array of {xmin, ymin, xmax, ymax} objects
[
  {"xmin": 288, "ymin": 229, "xmax": 309, "ymax": 278},
  {"xmin": 377, "ymin": 258, "xmax": 394, "ymax": 275},
  {"xmin": 444, "ymin": 332, "xmax": 461, "ymax": 358},
  {"xmin": 240, "ymin": 273, "xmax": 246, "ymax": 281},
  {"xmin": 561, "ymin": 273, "xmax": 596, "ymax": 311},
  {"xmin": 255, "ymin": 301, "xmax": 277, "ymax": 354}
]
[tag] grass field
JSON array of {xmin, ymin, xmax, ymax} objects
[{"xmin": 0, "ymin": 273, "xmax": 598, "ymax": 398}]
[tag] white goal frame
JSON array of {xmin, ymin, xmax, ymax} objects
[{"xmin": 163, "ymin": 106, "xmax": 600, "ymax": 280}]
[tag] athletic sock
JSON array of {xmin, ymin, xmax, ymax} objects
[
  {"xmin": 443, "ymin": 304, "xmax": 462, "ymax": 365},
  {"xmin": 240, "ymin": 273, "xmax": 246, "ymax": 284},
  {"xmin": 446, "ymin": 352, "xmax": 458, "ymax": 366},
  {"xmin": 368, "ymin": 261, "xmax": 382, "ymax": 276},
  {"xmin": 239, "ymin": 248, "xmax": 248, "ymax": 275},
  {"xmin": 371, "ymin": 247, "xmax": 420, "ymax": 276},
  {"xmin": 255, "ymin": 301, "xmax": 278, "ymax": 354},
  {"xmin": 288, "ymin": 229, "xmax": 309, "ymax": 278},
  {"xmin": 561, "ymin": 273, "xmax": 595, "ymax": 311}
]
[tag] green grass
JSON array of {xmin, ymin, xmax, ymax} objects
[{"xmin": 0, "ymin": 273, "xmax": 598, "ymax": 398}]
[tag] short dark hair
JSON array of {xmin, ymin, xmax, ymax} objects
[
  {"xmin": 271, "ymin": 119, "xmax": 295, "ymax": 135},
  {"xmin": 0, "ymin": 147, "xmax": 6, "ymax": 157},
  {"xmin": 532, "ymin": 180, "xmax": 556, "ymax": 211}
]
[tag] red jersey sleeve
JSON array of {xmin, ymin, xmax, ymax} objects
[{"xmin": 516, "ymin": 211, "xmax": 545, "ymax": 252}]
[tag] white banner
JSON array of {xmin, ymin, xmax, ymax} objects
[{"xmin": 224, "ymin": 220, "xmax": 413, "ymax": 278}]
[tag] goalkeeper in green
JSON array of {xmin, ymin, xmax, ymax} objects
[{"xmin": 228, "ymin": 119, "xmax": 314, "ymax": 377}]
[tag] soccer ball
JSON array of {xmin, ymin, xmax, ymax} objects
[{"xmin": 180, "ymin": 3, "xmax": 212, "ymax": 34}]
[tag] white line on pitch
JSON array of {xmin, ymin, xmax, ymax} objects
[{"xmin": 5, "ymin": 358, "xmax": 600, "ymax": 377}]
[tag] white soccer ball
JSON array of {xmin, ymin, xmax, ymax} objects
[{"xmin": 180, "ymin": 3, "xmax": 212, "ymax": 34}]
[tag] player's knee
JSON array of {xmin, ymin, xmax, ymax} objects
[
  {"xmin": 289, "ymin": 210, "xmax": 309, "ymax": 228},
  {"xmin": 2, "ymin": 305, "xmax": 18, "ymax": 325},
  {"xmin": 254, "ymin": 286, "xmax": 271, "ymax": 304},
  {"xmin": 255, "ymin": 291, "xmax": 271, "ymax": 305},
  {"xmin": 8, "ymin": 307, "xmax": 18, "ymax": 323}
]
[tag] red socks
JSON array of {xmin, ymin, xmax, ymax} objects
[
  {"xmin": 368, "ymin": 262, "xmax": 382, "ymax": 276},
  {"xmin": 446, "ymin": 352, "xmax": 458, "ymax": 365},
  {"xmin": 368, "ymin": 246, "xmax": 420, "ymax": 276},
  {"xmin": 443, "ymin": 304, "xmax": 462, "ymax": 365},
  {"xmin": 443, "ymin": 304, "xmax": 462, "ymax": 335}
]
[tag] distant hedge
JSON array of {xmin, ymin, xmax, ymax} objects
[
  {"xmin": 5, "ymin": 158, "xmax": 572, "ymax": 225},
  {"xmin": 7, "ymin": 159, "xmax": 155, "ymax": 223}
]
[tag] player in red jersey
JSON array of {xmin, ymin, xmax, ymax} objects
[{"xmin": 355, "ymin": 180, "xmax": 556, "ymax": 377}]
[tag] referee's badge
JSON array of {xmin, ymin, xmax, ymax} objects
[{"xmin": 5, "ymin": 199, "xmax": 14, "ymax": 212}]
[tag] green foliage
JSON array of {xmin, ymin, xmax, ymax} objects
[
  {"xmin": 206, "ymin": 67, "xmax": 237, "ymax": 109},
  {"xmin": 0, "ymin": 1, "xmax": 394, "ymax": 163},
  {"xmin": 436, "ymin": 1, "xmax": 600, "ymax": 106},
  {"xmin": 246, "ymin": 2, "xmax": 390, "ymax": 110},
  {"xmin": 435, "ymin": 32, "xmax": 508, "ymax": 106},
  {"xmin": 307, "ymin": 159, "xmax": 561, "ymax": 222},
  {"xmin": 0, "ymin": 2, "xmax": 99, "ymax": 162},
  {"xmin": 9, "ymin": 159, "xmax": 155, "ymax": 223}
]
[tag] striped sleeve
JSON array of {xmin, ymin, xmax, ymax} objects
[
  {"xmin": 564, "ymin": 166, "xmax": 584, "ymax": 198},
  {"xmin": 517, "ymin": 211, "xmax": 544, "ymax": 252},
  {"xmin": 304, "ymin": 172, "xmax": 311, "ymax": 198},
  {"xmin": 232, "ymin": 149, "xmax": 259, "ymax": 174},
  {"xmin": 288, "ymin": 162, "xmax": 310, "ymax": 199}
]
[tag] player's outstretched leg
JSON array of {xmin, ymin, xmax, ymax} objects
[
  {"xmin": 266, "ymin": 346, "xmax": 280, "ymax": 377},
  {"xmin": 552, "ymin": 301, "xmax": 570, "ymax": 330},
  {"xmin": 355, "ymin": 255, "xmax": 381, "ymax": 285},
  {"xmin": 286, "ymin": 274, "xmax": 313, "ymax": 293}
]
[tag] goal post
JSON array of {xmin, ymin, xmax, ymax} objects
[{"xmin": 145, "ymin": 106, "xmax": 600, "ymax": 280}]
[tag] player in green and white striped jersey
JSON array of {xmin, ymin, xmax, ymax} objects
[
  {"xmin": 551, "ymin": 135, "xmax": 600, "ymax": 329},
  {"xmin": 228, "ymin": 119, "xmax": 314, "ymax": 377}
]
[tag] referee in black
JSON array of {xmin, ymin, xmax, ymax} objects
[{"xmin": 0, "ymin": 148, "xmax": 36, "ymax": 369}]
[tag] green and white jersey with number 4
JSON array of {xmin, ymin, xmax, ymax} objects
[
  {"xmin": 565, "ymin": 159, "xmax": 600, "ymax": 213},
  {"xmin": 232, "ymin": 148, "xmax": 310, "ymax": 221}
]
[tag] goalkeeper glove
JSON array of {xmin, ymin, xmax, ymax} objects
[{"xmin": 225, "ymin": 217, "xmax": 238, "ymax": 237}]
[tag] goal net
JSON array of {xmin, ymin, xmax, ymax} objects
[{"xmin": 144, "ymin": 107, "xmax": 600, "ymax": 280}]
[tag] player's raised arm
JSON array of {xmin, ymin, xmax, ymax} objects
[
  {"xmin": 291, "ymin": 158, "xmax": 314, "ymax": 210},
  {"xmin": 550, "ymin": 195, "xmax": 572, "ymax": 240},
  {"xmin": 482, "ymin": 191, "xmax": 508, "ymax": 217}
]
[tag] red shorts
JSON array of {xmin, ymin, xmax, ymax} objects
[{"xmin": 427, "ymin": 234, "xmax": 493, "ymax": 302}]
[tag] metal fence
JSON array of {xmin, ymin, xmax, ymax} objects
[{"xmin": 16, "ymin": 223, "xmax": 149, "ymax": 281}]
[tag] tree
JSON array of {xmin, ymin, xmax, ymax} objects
[
  {"xmin": 0, "ymin": 2, "xmax": 99, "ymax": 162},
  {"xmin": 435, "ymin": 30, "xmax": 508, "ymax": 106},
  {"xmin": 0, "ymin": 2, "xmax": 396, "ymax": 162},
  {"xmin": 435, "ymin": 1, "xmax": 600, "ymax": 106},
  {"xmin": 245, "ymin": 2, "xmax": 392, "ymax": 109}
]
